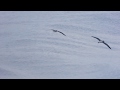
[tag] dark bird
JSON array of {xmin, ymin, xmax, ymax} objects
[
  {"xmin": 51, "ymin": 29, "xmax": 66, "ymax": 36},
  {"xmin": 91, "ymin": 36, "xmax": 111, "ymax": 49}
]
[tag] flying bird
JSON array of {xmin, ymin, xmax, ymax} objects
[
  {"xmin": 51, "ymin": 29, "xmax": 66, "ymax": 36},
  {"xmin": 91, "ymin": 36, "xmax": 111, "ymax": 49}
]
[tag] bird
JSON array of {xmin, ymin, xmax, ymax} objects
[
  {"xmin": 91, "ymin": 36, "xmax": 111, "ymax": 49},
  {"xmin": 51, "ymin": 29, "xmax": 66, "ymax": 36}
]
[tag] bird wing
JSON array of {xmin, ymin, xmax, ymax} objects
[
  {"xmin": 91, "ymin": 36, "xmax": 101, "ymax": 41},
  {"xmin": 51, "ymin": 29, "xmax": 66, "ymax": 36},
  {"xmin": 103, "ymin": 42, "xmax": 111, "ymax": 49},
  {"xmin": 57, "ymin": 31, "xmax": 66, "ymax": 36}
]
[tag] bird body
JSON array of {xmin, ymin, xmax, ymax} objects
[
  {"xmin": 98, "ymin": 41, "xmax": 104, "ymax": 43},
  {"xmin": 91, "ymin": 36, "xmax": 111, "ymax": 49}
]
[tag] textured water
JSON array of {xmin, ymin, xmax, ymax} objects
[{"xmin": 0, "ymin": 11, "xmax": 120, "ymax": 78}]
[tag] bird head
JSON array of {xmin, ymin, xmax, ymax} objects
[{"xmin": 52, "ymin": 29, "xmax": 57, "ymax": 32}]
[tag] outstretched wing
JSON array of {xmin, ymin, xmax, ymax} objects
[
  {"xmin": 91, "ymin": 36, "xmax": 101, "ymax": 41},
  {"xmin": 103, "ymin": 42, "xmax": 111, "ymax": 49},
  {"xmin": 51, "ymin": 29, "xmax": 66, "ymax": 36},
  {"xmin": 57, "ymin": 31, "xmax": 66, "ymax": 36}
]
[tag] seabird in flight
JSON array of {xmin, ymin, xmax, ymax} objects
[
  {"xmin": 91, "ymin": 36, "xmax": 111, "ymax": 49},
  {"xmin": 51, "ymin": 29, "xmax": 66, "ymax": 36}
]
